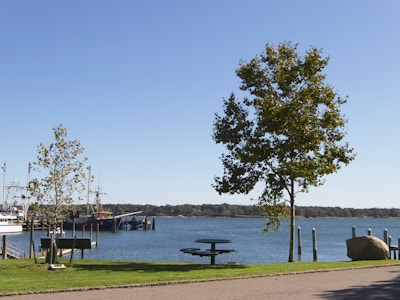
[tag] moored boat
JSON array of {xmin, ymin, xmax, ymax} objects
[
  {"xmin": 0, "ymin": 214, "xmax": 23, "ymax": 234},
  {"xmin": 63, "ymin": 213, "xmax": 121, "ymax": 231},
  {"xmin": 63, "ymin": 189, "xmax": 141, "ymax": 231}
]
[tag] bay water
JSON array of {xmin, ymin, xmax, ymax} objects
[{"xmin": 7, "ymin": 217, "xmax": 400, "ymax": 264}]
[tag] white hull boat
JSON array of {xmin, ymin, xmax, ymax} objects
[{"xmin": 0, "ymin": 214, "xmax": 23, "ymax": 234}]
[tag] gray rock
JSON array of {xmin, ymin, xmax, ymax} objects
[{"xmin": 346, "ymin": 235, "xmax": 390, "ymax": 261}]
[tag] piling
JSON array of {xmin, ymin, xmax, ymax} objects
[
  {"xmin": 96, "ymin": 224, "xmax": 99, "ymax": 246},
  {"xmin": 389, "ymin": 236, "xmax": 396, "ymax": 259},
  {"xmin": 368, "ymin": 228, "xmax": 372, "ymax": 236},
  {"xmin": 29, "ymin": 218, "xmax": 34, "ymax": 258},
  {"xmin": 297, "ymin": 226, "xmax": 302, "ymax": 256},
  {"xmin": 312, "ymin": 228, "xmax": 317, "ymax": 262},
  {"xmin": 152, "ymin": 217, "xmax": 156, "ymax": 230},
  {"xmin": 2, "ymin": 235, "xmax": 8, "ymax": 259},
  {"xmin": 352, "ymin": 225, "xmax": 356, "ymax": 238},
  {"xmin": 112, "ymin": 217, "xmax": 116, "ymax": 233},
  {"xmin": 384, "ymin": 228, "xmax": 389, "ymax": 245},
  {"xmin": 398, "ymin": 237, "xmax": 400, "ymax": 260},
  {"xmin": 72, "ymin": 219, "xmax": 76, "ymax": 237}
]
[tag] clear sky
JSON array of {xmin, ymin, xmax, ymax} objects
[{"xmin": 1, "ymin": 1, "xmax": 399, "ymax": 209}]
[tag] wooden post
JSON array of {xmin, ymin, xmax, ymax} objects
[
  {"xmin": 312, "ymin": 228, "xmax": 317, "ymax": 262},
  {"xmin": 368, "ymin": 228, "xmax": 372, "ymax": 236},
  {"xmin": 81, "ymin": 226, "xmax": 85, "ymax": 259},
  {"xmin": 398, "ymin": 237, "xmax": 400, "ymax": 260},
  {"xmin": 384, "ymin": 228, "xmax": 389, "ymax": 245},
  {"xmin": 389, "ymin": 236, "xmax": 392, "ymax": 259},
  {"xmin": 144, "ymin": 216, "xmax": 148, "ymax": 231},
  {"xmin": 32, "ymin": 238, "xmax": 37, "ymax": 264},
  {"xmin": 72, "ymin": 219, "xmax": 76, "ymax": 237},
  {"xmin": 112, "ymin": 217, "xmax": 116, "ymax": 233},
  {"xmin": 90, "ymin": 223, "xmax": 93, "ymax": 240},
  {"xmin": 29, "ymin": 218, "xmax": 34, "ymax": 258},
  {"xmin": 2, "ymin": 235, "xmax": 7, "ymax": 259},
  {"xmin": 352, "ymin": 225, "xmax": 356, "ymax": 238},
  {"xmin": 96, "ymin": 223, "xmax": 99, "ymax": 246},
  {"xmin": 152, "ymin": 217, "xmax": 156, "ymax": 230},
  {"xmin": 297, "ymin": 226, "xmax": 302, "ymax": 256}
]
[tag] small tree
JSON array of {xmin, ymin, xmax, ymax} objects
[
  {"xmin": 213, "ymin": 42, "xmax": 355, "ymax": 262},
  {"xmin": 29, "ymin": 124, "xmax": 88, "ymax": 226}
]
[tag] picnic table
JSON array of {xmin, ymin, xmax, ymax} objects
[{"xmin": 180, "ymin": 238, "xmax": 236, "ymax": 265}]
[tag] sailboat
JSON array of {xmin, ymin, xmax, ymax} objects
[
  {"xmin": 63, "ymin": 167, "xmax": 141, "ymax": 231},
  {"xmin": 63, "ymin": 188, "xmax": 142, "ymax": 231}
]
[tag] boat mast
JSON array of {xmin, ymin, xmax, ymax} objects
[
  {"xmin": 0, "ymin": 163, "xmax": 30, "ymax": 220},
  {"xmin": 24, "ymin": 163, "xmax": 31, "ymax": 221},
  {"xmin": 2, "ymin": 162, "xmax": 6, "ymax": 207},
  {"xmin": 86, "ymin": 166, "xmax": 91, "ymax": 215}
]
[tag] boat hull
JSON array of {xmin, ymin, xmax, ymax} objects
[
  {"xmin": 0, "ymin": 224, "xmax": 23, "ymax": 234},
  {"xmin": 63, "ymin": 217, "xmax": 122, "ymax": 231},
  {"xmin": 0, "ymin": 214, "xmax": 23, "ymax": 234}
]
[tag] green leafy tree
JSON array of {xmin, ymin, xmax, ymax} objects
[
  {"xmin": 213, "ymin": 42, "xmax": 355, "ymax": 262},
  {"xmin": 29, "ymin": 124, "xmax": 88, "ymax": 226}
]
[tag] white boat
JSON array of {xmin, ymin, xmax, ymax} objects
[{"xmin": 0, "ymin": 214, "xmax": 23, "ymax": 234}]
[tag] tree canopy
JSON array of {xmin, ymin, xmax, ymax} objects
[
  {"xmin": 28, "ymin": 124, "xmax": 88, "ymax": 225},
  {"xmin": 213, "ymin": 42, "xmax": 355, "ymax": 262}
]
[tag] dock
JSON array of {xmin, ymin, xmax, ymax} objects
[
  {"xmin": 119, "ymin": 216, "xmax": 155, "ymax": 230},
  {"xmin": 1, "ymin": 221, "xmax": 100, "ymax": 260},
  {"xmin": 36, "ymin": 237, "xmax": 97, "ymax": 260}
]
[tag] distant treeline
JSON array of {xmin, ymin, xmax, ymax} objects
[{"xmin": 76, "ymin": 203, "xmax": 400, "ymax": 219}]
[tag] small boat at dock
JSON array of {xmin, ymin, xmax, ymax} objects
[{"xmin": 0, "ymin": 214, "xmax": 23, "ymax": 234}]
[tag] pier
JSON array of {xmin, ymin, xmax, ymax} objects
[
  {"xmin": 37, "ymin": 222, "xmax": 99, "ymax": 260},
  {"xmin": 119, "ymin": 216, "xmax": 155, "ymax": 230},
  {"xmin": 351, "ymin": 225, "xmax": 400, "ymax": 260},
  {"xmin": 1, "ymin": 220, "xmax": 99, "ymax": 260}
]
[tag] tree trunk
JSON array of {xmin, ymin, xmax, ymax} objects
[{"xmin": 288, "ymin": 180, "xmax": 295, "ymax": 262}]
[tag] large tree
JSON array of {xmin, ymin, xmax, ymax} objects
[
  {"xmin": 213, "ymin": 42, "xmax": 355, "ymax": 262},
  {"xmin": 29, "ymin": 124, "xmax": 88, "ymax": 225}
]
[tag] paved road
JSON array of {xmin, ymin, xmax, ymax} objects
[{"xmin": 3, "ymin": 265, "xmax": 400, "ymax": 299}]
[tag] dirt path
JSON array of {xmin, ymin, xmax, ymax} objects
[{"xmin": 3, "ymin": 265, "xmax": 400, "ymax": 299}]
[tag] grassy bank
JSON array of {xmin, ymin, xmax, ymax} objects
[{"xmin": 1, "ymin": 259, "xmax": 399, "ymax": 294}]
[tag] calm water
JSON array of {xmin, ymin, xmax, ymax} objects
[{"xmin": 6, "ymin": 217, "xmax": 400, "ymax": 264}]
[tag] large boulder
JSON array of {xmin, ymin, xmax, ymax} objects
[{"xmin": 346, "ymin": 235, "xmax": 390, "ymax": 261}]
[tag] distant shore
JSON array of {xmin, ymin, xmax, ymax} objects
[{"xmin": 93, "ymin": 203, "xmax": 400, "ymax": 219}]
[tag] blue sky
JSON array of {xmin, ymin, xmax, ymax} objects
[{"xmin": 1, "ymin": 1, "xmax": 399, "ymax": 209}]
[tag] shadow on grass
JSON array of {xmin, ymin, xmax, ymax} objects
[
  {"xmin": 70, "ymin": 261, "xmax": 247, "ymax": 273},
  {"xmin": 318, "ymin": 269, "xmax": 400, "ymax": 299}
]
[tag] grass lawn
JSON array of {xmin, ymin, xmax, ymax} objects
[{"xmin": 1, "ymin": 258, "xmax": 399, "ymax": 294}]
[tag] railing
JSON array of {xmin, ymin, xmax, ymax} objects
[{"xmin": 0, "ymin": 239, "xmax": 26, "ymax": 259}]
